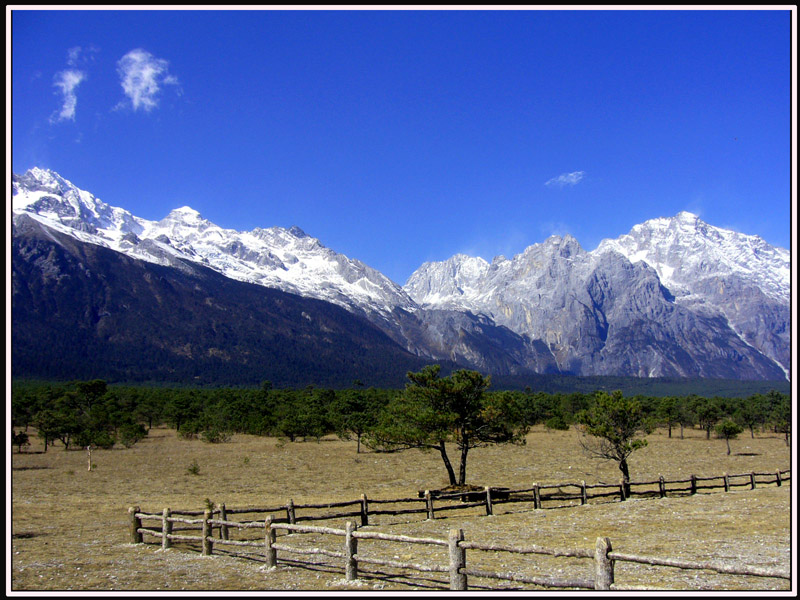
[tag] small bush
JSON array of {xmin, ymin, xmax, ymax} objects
[
  {"xmin": 74, "ymin": 429, "xmax": 116, "ymax": 450},
  {"xmin": 12, "ymin": 430, "xmax": 30, "ymax": 453},
  {"xmin": 92, "ymin": 431, "xmax": 116, "ymax": 450},
  {"xmin": 545, "ymin": 415, "xmax": 570, "ymax": 431},
  {"xmin": 187, "ymin": 459, "xmax": 201, "ymax": 476},
  {"xmin": 119, "ymin": 423, "xmax": 148, "ymax": 448},
  {"xmin": 200, "ymin": 427, "xmax": 232, "ymax": 444},
  {"xmin": 178, "ymin": 422, "xmax": 201, "ymax": 440}
]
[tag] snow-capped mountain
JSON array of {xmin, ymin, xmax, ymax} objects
[
  {"xmin": 404, "ymin": 215, "xmax": 790, "ymax": 380},
  {"xmin": 597, "ymin": 211, "xmax": 790, "ymax": 304},
  {"xmin": 12, "ymin": 168, "xmax": 416, "ymax": 318},
  {"xmin": 12, "ymin": 167, "xmax": 791, "ymax": 381},
  {"xmin": 598, "ymin": 211, "xmax": 791, "ymax": 378}
]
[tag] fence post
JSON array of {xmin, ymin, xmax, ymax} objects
[
  {"xmin": 484, "ymin": 486, "xmax": 493, "ymax": 516},
  {"xmin": 580, "ymin": 481, "xmax": 587, "ymax": 505},
  {"xmin": 220, "ymin": 504, "xmax": 229, "ymax": 540},
  {"xmin": 594, "ymin": 537, "xmax": 614, "ymax": 590},
  {"xmin": 448, "ymin": 528, "xmax": 467, "ymax": 591},
  {"xmin": 532, "ymin": 483, "xmax": 541, "ymax": 509},
  {"xmin": 723, "ymin": 473, "xmax": 730, "ymax": 492},
  {"xmin": 690, "ymin": 474, "xmax": 697, "ymax": 495},
  {"xmin": 128, "ymin": 506, "xmax": 142, "ymax": 544},
  {"xmin": 425, "ymin": 490, "xmax": 435, "ymax": 520},
  {"xmin": 162, "ymin": 508, "xmax": 172, "ymax": 551},
  {"xmin": 287, "ymin": 499, "xmax": 296, "ymax": 524},
  {"xmin": 360, "ymin": 494, "xmax": 369, "ymax": 527},
  {"xmin": 264, "ymin": 516, "xmax": 277, "ymax": 568},
  {"xmin": 345, "ymin": 521, "xmax": 358, "ymax": 581},
  {"xmin": 776, "ymin": 470, "xmax": 782, "ymax": 487},
  {"xmin": 202, "ymin": 509, "xmax": 213, "ymax": 555},
  {"xmin": 750, "ymin": 472, "xmax": 756, "ymax": 490},
  {"xmin": 659, "ymin": 475, "xmax": 666, "ymax": 499}
]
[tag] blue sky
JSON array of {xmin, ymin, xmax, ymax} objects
[{"xmin": 10, "ymin": 8, "xmax": 793, "ymax": 285}]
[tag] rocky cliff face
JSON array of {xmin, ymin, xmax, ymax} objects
[
  {"xmin": 597, "ymin": 211, "xmax": 790, "ymax": 378},
  {"xmin": 404, "ymin": 222, "xmax": 788, "ymax": 380}
]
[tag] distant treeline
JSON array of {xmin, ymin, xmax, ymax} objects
[
  {"xmin": 489, "ymin": 373, "xmax": 791, "ymax": 398},
  {"xmin": 11, "ymin": 377, "xmax": 791, "ymax": 452}
]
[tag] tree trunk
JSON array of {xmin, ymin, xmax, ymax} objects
[
  {"xmin": 668, "ymin": 424, "xmax": 672, "ymax": 438},
  {"xmin": 438, "ymin": 441, "xmax": 457, "ymax": 486},
  {"xmin": 356, "ymin": 433, "xmax": 361, "ymax": 454},
  {"xmin": 726, "ymin": 438, "xmax": 731, "ymax": 455},
  {"xmin": 457, "ymin": 436, "xmax": 470, "ymax": 486},
  {"xmin": 618, "ymin": 457, "xmax": 631, "ymax": 495}
]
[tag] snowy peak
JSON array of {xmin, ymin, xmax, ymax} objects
[
  {"xmin": 13, "ymin": 168, "xmax": 144, "ymax": 238},
  {"xmin": 597, "ymin": 211, "xmax": 790, "ymax": 303},
  {"xmin": 163, "ymin": 206, "xmax": 205, "ymax": 222},
  {"xmin": 288, "ymin": 225, "xmax": 309, "ymax": 238},
  {"xmin": 405, "ymin": 234, "xmax": 592, "ymax": 310},
  {"xmin": 12, "ymin": 168, "xmax": 416, "ymax": 317},
  {"xmin": 13, "ymin": 167, "xmax": 78, "ymax": 197},
  {"xmin": 404, "ymin": 254, "xmax": 490, "ymax": 309}
]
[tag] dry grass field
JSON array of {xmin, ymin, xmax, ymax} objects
[{"xmin": 9, "ymin": 423, "xmax": 794, "ymax": 593}]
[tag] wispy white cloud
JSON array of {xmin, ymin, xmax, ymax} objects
[
  {"xmin": 66, "ymin": 46, "xmax": 82, "ymax": 66},
  {"xmin": 116, "ymin": 48, "xmax": 179, "ymax": 112},
  {"xmin": 545, "ymin": 171, "xmax": 586, "ymax": 188},
  {"xmin": 49, "ymin": 46, "xmax": 98, "ymax": 123},
  {"xmin": 538, "ymin": 220, "xmax": 574, "ymax": 239},
  {"xmin": 50, "ymin": 69, "xmax": 86, "ymax": 123}
]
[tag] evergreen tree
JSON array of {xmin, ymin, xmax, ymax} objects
[
  {"xmin": 367, "ymin": 365, "xmax": 527, "ymax": 487},
  {"xmin": 715, "ymin": 419, "xmax": 744, "ymax": 455},
  {"xmin": 576, "ymin": 390, "xmax": 654, "ymax": 491}
]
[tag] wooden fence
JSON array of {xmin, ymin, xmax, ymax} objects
[
  {"xmin": 127, "ymin": 511, "xmax": 790, "ymax": 591},
  {"xmin": 127, "ymin": 468, "xmax": 791, "ymax": 590}
]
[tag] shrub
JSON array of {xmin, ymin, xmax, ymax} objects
[
  {"xmin": 74, "ymin": 429, "xmax": 116, "ymax": 450},
  {"xmin": 178, "ymin": 421, "xmax": 202, "ymax": 440},
  {"xmin": 12, "ymin": 430, "xmax": 30, "ymax": 453},
  {"xmin": 200, "ymin": 427, "xmax": 232, "ymax": 444},
  {"xmin": 91, "ymin": 431, "xmax": 116, "ymax": 450},
  {"xmin": 119, "ymin": 423, "xmax": 148, "ymax": 448},
  {"xmin": 545, "ymin": 415, "xmax": 570, "ymax": 431}
]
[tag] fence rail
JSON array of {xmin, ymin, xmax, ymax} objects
[
  {"xmin": 129, "ymin": 470, "xmax": 790, "ymax": 532},
  {"xmin": 127, "ymin": 467, "xmax": 790, "ymax": 590},
  {"xmin": 135, "ymin": 469, "xmax": 787, "ymax": 529}
]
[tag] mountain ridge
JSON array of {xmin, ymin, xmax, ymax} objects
[{"xmin": 11, "ymin": 167, "xmax": 790, "ymax": 382}]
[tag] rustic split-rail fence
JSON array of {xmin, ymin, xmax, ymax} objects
[{"xmin": 128, "ymin": 468, "xmax": 791, "ymax": 590}]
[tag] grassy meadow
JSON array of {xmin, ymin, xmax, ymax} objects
[{"xmin": 10, "ymin": 424, "xmax": 793, "ymax": 592}]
